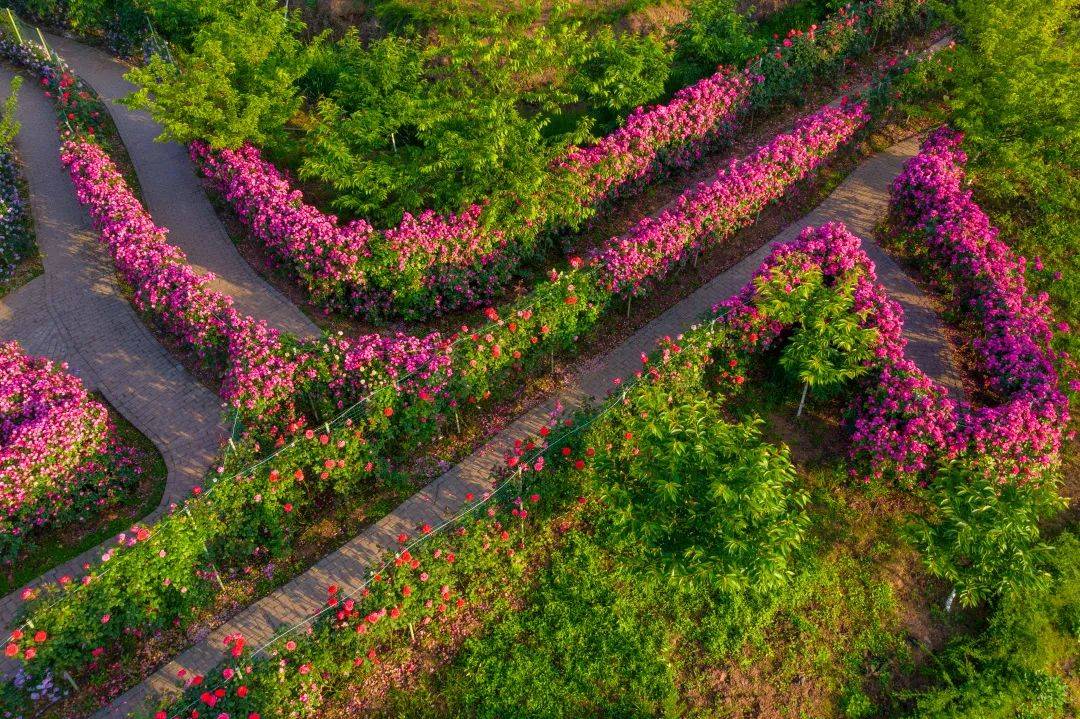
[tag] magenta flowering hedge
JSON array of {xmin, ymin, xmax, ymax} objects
[
  {"xmin": 849, "ymin": 128, "xmax": 1069, "ymax": 482},
  {"xmin": 0, "ymin": 342, "xmax": 138, "ymax": 562},
  {"xmin": 188, "ymin": 141, "xmax": 373, "ymax": 311},
  {"xmin": 594, "ymin": 101, "xmax": 870, "ymax": 295},
  {"xmin": 559, "ymin": 67, "xmax": 759, "ymax": 204},
  {"xmin": 60, "ymin": 139, "xmax": 302, "ymax": 417}
]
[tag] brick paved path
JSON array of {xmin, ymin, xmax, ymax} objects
[
  {"xmin": 44, "ymin": 34, "xmax": 318, "ymax": 340},
  {"xmin": 0, "ymin": 65, "xmax": 226, "ymax": 633},
  {"xmin": 97, "ymin": 133, "xmax": 963, "ymax": 718}
]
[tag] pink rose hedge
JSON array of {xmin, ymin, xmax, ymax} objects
[
  {"xmin": 849, "ymin": 128, "xmax": 1068, "ymax": 482},
  {"xmin": 188, "ymin": 141, "xmax": 373, "ymax": 311},
  {"xmin": 59, "ymin": 139, "xmax": 301, "ymax": 417},
  {"xmin": 559, "ymin": 67, "xmax": 759, "ymax": 204},
  {"xmin": 192, "ymin": 0, "xmax": 925, "ymax": 322},
  {"xmin": 594, "ymin": 101, "xmax": 870, "ymax": 294},
  {"xmin": 0, "ymin": 342, "xmax": 138, "ymax": 562}
]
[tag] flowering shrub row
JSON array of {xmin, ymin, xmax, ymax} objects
[
  {"xmin": 850, "ymin": 127, "xmax": 1069, "ymax": 481},
  {"xmin": 595, "ymin": 102, "xmax": 869, "ymax": 294},
  {"xmin": 60, "ymin": 139, "xmax": 301, "ymax": 416},
  {"xmin": 0, "ymin": 342, "xmax": 139, "ymax": 563},
  {"xmin": 0, "ymin": 98, "xmax": 869, "ymax": 700},
  {"xmin": 0, "ymin": 148, "xmax": 33, "ymax": 290},
  {"xmin": 192, "ymin": 0, "xmax": 924, "ymax": 321}
]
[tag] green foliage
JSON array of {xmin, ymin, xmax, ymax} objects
[
  {"xmin": 670, "ymin": 0, "xmax": 758, "ymax": 87},
  {"xmin": 596, "ymin": 386, "xmax": 810, "ymax": 589},
  {"xmin": 123, "ymin": 0, "xmax": 310, "ymax": 148},
  {"xmin": 909, "ymin": 455, "xmax": 1067, "ymax": 608},
  {"xmin": 900, "ymin": 532, "xmax": 1079, "ymax": 718},
  {"xmin": 572, "ymin": 28, "xmax": 671, "ymax": 115},
  {"xmin": 755, "ymin": 263, "xmax": 878, "ymax": 400},
  {"xmin": 300, "ymin": 17, "xmax": 591, "ymax": 227},
  {"xmin": 0, "ymin": 76, "xmax": 22, "ymax": 151}
]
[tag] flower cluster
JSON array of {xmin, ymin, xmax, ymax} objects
[
  {"xmin": 593, "ymin": 101, "xmax": 870, "ymax": 295},
  {"xmin": 0, "ymin": 148, "xmax": 32, "ymax": 288},
  {"xmin": 0, "ymin": 342, "xmax": 138, "ymax": 562},
  {"xmin": 60, "ymin": 139, "xmax": 302, "ymax": 416},
  {"xmin": 189, "ymin": 141, "xmax": 373, "ymax": 311},
  {"xmin": 0, "ymin": 37, "xmax": 104, "ymax": 138}
]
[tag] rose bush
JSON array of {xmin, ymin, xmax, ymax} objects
[{"xmin": 0, "ymin": 342, "xmax": 140, "ymax": 563}]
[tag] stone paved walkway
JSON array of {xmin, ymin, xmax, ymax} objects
[
  {"xmin": 0, "ymin": 65, "xmax": 226, "ymax": 633},
  {"xmin": 97, "ymin": 133, "xmax": 964, "ymax": 718},
  {"xmin": 44, "ymin": 34, "xmax": 318, "ymax": 340}
]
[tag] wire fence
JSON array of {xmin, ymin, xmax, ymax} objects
[{"xmin": 165, "ymin": 369, "xmax": 643, "ymax": 718}]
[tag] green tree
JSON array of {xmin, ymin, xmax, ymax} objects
[
  {"xmin": 300, "ymin": 18, "xmax": 592, "ymax": 228},
  {"xmin": 910, "ymin": 456, "xmax": 1067, "ymax": 608},
  {"xmin": 123, "ymin": 0, "xmax": 310, "ymax": 149},
  {"xmin": 573, "ymin": 28, "xmax": 671, "ymax": 116},
  {"xmin": 597, "ymin": 386, "xmax": 810, "ymax": 589},
  {"xmin": 670, "ymin": 0, "xmax": 757, "ymax": 87},
  {"xmin": 756, "ymin": 265, "xmax": 878, "ymax": 414}
]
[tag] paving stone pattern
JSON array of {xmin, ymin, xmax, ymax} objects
[
  {"xmin": 0, "ymin": 65, "xmax": 226, "ymax": 635},
  {"xmin": 45, "ymin": 34, "xmax": 318, "ymax": 340},
  {"xmin": 97, "ymin": 133, "xmax": 964, "ymax": 718}
]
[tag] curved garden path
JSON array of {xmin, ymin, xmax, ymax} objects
[
  {"xmin": 44, "ymin": 33, "xmax": 319, "ymax": 340},
  {"xmin": 98, "ymin": 133, "xmax": 964, "ymax": 718},
  {"xmin": 0, "ymin": 65, "xmax": 226, "ymax": 631}
]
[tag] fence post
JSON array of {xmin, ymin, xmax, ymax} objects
[
  {"xmin": 6, "ymin": 9, "xmax": 23, "ymax": 46},
  {"xmin": 35, "ymin": 27, "xmax": 48, "ymax": 57}
]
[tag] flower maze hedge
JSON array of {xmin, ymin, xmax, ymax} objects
[
  {"xmin": 139, "ymin": 212, "xmax": 1068, "ymax": 719},
  {"xmin": 0, "ymin": 61, "xmax": 870, "ymax": 704},
  {"xmin": 0, "ymin": 342, "xmax": 140, "ymax": 565},
  {"xmin": 192, "ymin": 0, "xmax": 928, "ymax": 321}
]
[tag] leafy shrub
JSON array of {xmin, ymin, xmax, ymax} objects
[
  {"xmin": 670, "ymin": 0, "xmax": 759, "ymax": 87},
  {"xmin": 908, "ymin": 455, "xmax": 1065, "ymax": 606},
  {"xmin": 124, "ymin": 0, "xmax": 310, "ymax": 149},
  {"xmin": 572, "ymin": 28, "xmax": 672, "ymax": 117},
  {"xmin": 596, "ymin": 382, "xmax": 809, "ymax": 588},
  {"xmin": 900, "ymin": 532, "xmax": 1078, "ymax": 719}
]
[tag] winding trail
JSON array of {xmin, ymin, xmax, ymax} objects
[
  {"xmin": 44, "ymin": 33, "xmax": 319, "ymax": 340},
  {"xmin": 97, "ymin": 133, "xmax": 964, "ymax": 718},
  {"xmin": 0, "ymin": 66, "xmax": 226, "ymax": 630}
]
